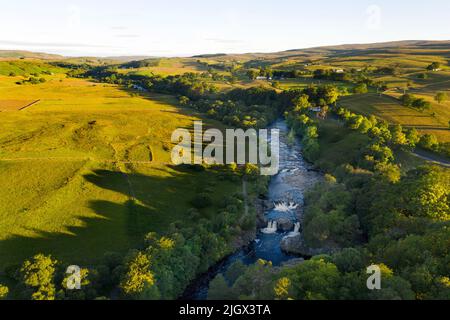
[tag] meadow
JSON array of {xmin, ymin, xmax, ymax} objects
[
  {"xmin": 339, "ymin": 91, "xmax": 450, "ymax": 143},
  {"xmin": 0, "ymin": 72, "xmax": 241, "ymax": 268},
  {"xmin": 120, "ymin": 58, "xmax": 207, "ymax": 76}
]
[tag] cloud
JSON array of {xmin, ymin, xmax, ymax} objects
[{"xmin": 0, "ymin": 40, "xmax": 117, "ymax": 49}]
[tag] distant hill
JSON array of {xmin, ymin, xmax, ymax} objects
[
  {"xmin": 103, "ymin": 56, "xmax": 156, "ymax": 62},
  {"xmin": 0, "ymin": 50, "xmax": 64, "ymax": 60},
  {"xmin": 2, "ymin": 40, "xmax": 449, "ymax": 64},
  {"xmin": 190, "ymin": 40, "xmax": 450, "ymax": 62}
]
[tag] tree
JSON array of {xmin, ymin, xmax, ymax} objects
[
  {"xmin": 20, "ymin": 254, "xmax": 58, "ymax": 300},
  {"xmin": 358, "ymin": 118, "xmax": 373, "ymax": 134},
  {"xmin": 246, "ymin": 69, "xmax": 259, "ymax": 80},
  {"xmin": 412, "ymin": 98, "xmax": 431, "ymax": 111},
  {"xmin": 347, "ymin": 114, "xmax": 364, "ymax": 130},
  {"xmin": 366, "ymin": 144, "xmax": 394, "ymax": 164},
  {"xmin": 208, "ymin": 274, "xmax": 235, "ymax": 300},
  {"xmin": 434, "ymin": 92, "xmax": 447, "ymax": 104},
  {"xmin": 353, "ymin": 83, "xmax": 368, "ymax": 94},
  {"xmin": 400, "ymin": 93, "xmax": 415, "ymax": 107},
  {"xmin": 304, "ymin": 125, "xmax": 319, "ymax": 140},
  {"xmin": 288, "ymin": 258, "xmax": 340, "ymax": 300},
  {"xmin": 427, "ymin": 62, "xmax": 441, "ymax": 71},
  {"xmin": 225, "ymin": 261, "xmax": 246, "ymax": 284},
  {"xmin": 367, "ymin": 265, "xmax": 415, "ymax": 300},
  {"xmin": 60, "ymin": 267, "xmax": 92, "ymax": 300},
  {"xmin": 405, "ymin": 128, "xmax": 420, "ymax": 148},
  {"xmin": 398, "ymin": 166, "xmax": 450, "ymax": 220},
  {"xmin": 303, "ymin": 139, "xmax": 320, "ymax": 161},
  {"xmin": 274, "ymin": 277, "xmax": 292, "ymax": 300},
  {"xmin": 418, "ymin": 134, "xmax": 438, "ymax": 150},
  {"xmin": 232, "ymin": 260, "xmax": 275, "ymax": 300},
  {"xmin": 179, "ymin": 96, "xmax": 190, "ymax": 106},
  {"xmin": 321, "ymin": 85, "xmax": 340, "ymax": 105},
  {"xmin": 0, "ymin": 284, "xmax": 8, "ymax": 300},
  {"xmin": 390, "ymin": 124, "xmax": 408, "ymax": 147},
  {"xmin": 292, "ymin": 94, "xmax": 310, "ymax": 112},
  {"xmin": 243, "ymin": 163, "xmax": 259, "ymax": 178},
  {"xmin": 374, "ymin": 162, "xmax": 401, "ymax": 183},
  {"xmin": 120, "ymin": 251, "xmax": 157, "ymax": 298},
  {"xmin": 332, "ymin": 248, "xmax": 365, "ymax": 273}
]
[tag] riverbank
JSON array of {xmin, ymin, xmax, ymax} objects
[{"xmin": 181, "ymin": 119, "xmax": 323, "ymax": 299}]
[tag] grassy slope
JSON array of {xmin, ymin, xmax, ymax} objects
[
  {"xmin": 339, "ymin": 92, "xmax": 450, "ymax": 142},
  {"xmin": 316, "ymin": 119, "xmax": 426, "ymax": 172},
  {"xmin": 0, "ymin": 74, "xmax": 241, "ymax": 268},
  {"xmin": 0, "ymin": 60, "xmax": 64, "ymax": 76},
  {"xmin": 120, "ymin": 58, "xmax": 207, "ymax": 76}
]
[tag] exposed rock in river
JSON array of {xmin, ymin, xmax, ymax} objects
[
  {"xmin": 280, "ymin": 234, "xmax": 340, "ymax": 257},
  {"xmin": 255, "ymin": 199, "xmax": 269, "ymax": 229},
  {"xmin": 277, "ymin": 218, "xmax": 294, "ymax": 232}
]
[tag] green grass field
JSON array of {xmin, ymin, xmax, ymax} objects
[
  {"xmin": 0, "ymin": 60, "xmax": 64, "ymax": 76},
  {"xmin": 339, "ymin": 93, "xmax": 450, "ymax": 142},
  {"xmin": 120, "ymin": 58, "xmax": 207, "ymax": 76},
  {"xmin": 276, "ymin": 77, "xmax": 356, "ymax": 91},
  {"xmin": 0, "ymin": 74, "xmax": 241, "ymax": 268}
]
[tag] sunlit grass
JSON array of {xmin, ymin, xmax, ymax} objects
[{"xmin": 0, "ymin": 75, "xmax": 241, "ymax": 268}]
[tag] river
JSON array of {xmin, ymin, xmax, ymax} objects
[{"xmin": 181, "ymin": 119, "xmax": 322, "ymax": 300}]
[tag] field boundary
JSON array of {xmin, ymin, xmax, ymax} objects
[{"xmin": 18, "ymin": 99, "xmax": 41, "ymax": 110}]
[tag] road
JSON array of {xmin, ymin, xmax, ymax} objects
[{"xmin": 412, "ymin": 149, "xmax": 450, "ymax": 168}]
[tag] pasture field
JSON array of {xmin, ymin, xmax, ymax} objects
[
  {"xmin": 121, "ymin": 58, "xmax": 207, "ymax": 76},
  {"xmin": 0, "ymin": 99, "xmax": 37, "ymax": 112},
  {"xmin": 0, "ymin": 74, "xmax": 241, "ymax": 268},
  {"xmin": 0, "ymin": 60, "xmax": 64, "ymax": 76},
  {"xmin": 276, "ymin": 77, "xmax": 357, "ymax": 92},
  {"xmin": 339, "ymin": 93, "xmax": 450, "ymax": 142}
]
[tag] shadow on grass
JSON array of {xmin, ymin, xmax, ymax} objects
[
  {"xmin": 0, "ymin": 87, "xmax": 232, "ymax": 270},
  {"xmin": 0, "ymin": 165, "xmax": 209, "ymax": 270}
]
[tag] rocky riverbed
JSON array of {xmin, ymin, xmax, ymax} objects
[{"xmin": 182, "ymin": 119, "xmax": 323, "ymax": 300}]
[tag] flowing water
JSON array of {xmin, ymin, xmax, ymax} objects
[{"xmin": 181, "ymin": 119, "xmax": 322, "ymax": 300}]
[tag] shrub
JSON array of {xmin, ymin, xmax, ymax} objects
[
  {"xmin": 0, "ymin": 284, "xmax": 9, "ymax": 299},
  {"xmin": 418, "ymin": 134, "xmax": 438, "ymax": 150},
  {"xmin": 353, "ymin": 83, "xmax": 368, "ymax": 94}
]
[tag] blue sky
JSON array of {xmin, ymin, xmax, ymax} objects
[{"xmin": 0, "ymin": 0, "xmax": 449, "ymax": 57}]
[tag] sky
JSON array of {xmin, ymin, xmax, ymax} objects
[{"xmin": 0, "ymin": 0, "xmax": 449, "ymax": 57}]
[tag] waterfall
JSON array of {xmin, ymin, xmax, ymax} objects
[
  {"xmin": 274, "ymin": 201, "xmax": 298, "ymax": 212},
  {"xmin": 283, "ymin": 222, "xmax": 301, "ymax": 239},
  {"xmin": 261, "ymin": 221, "xmax": 278, "ymax": 234}
]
